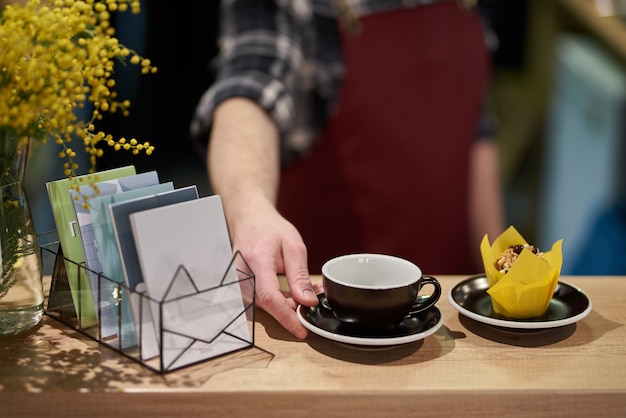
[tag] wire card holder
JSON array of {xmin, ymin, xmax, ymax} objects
[{"xmin": 39, "ymin": 236, "xmax": 256, "ymax": 374}]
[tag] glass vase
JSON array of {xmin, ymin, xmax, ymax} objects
[{"xmin": 0, "ymin": 130, "xmax": 44, "ymax": 336}]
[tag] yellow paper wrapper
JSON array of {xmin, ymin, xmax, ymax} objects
[{"xmin": 480, "ymin": 226, "xmax": 564, "ymax": 319}]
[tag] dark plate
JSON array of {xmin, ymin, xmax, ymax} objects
[
  {"xmin": 297, "ymin": 293, "xmax": 443, "ymax": 346},
  {"xmin": 447, "ymin": 275, "xmax": 592, "ymax": 329}
]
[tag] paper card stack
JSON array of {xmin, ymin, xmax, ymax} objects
[{"xmin": 46, "ymin": 167, "xmax": 253, "ymax": 371}]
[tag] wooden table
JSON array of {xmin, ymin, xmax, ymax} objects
[{"xmin": 1, "ymin": 275, "xmax": 625, "ymax": 417}]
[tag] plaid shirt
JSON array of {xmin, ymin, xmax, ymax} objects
[{"xmin": 191, "ymin": 0, "xmax": 497, "ymax": 166}]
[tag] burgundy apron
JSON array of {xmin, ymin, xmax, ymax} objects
[{"xmin": 277, "ymin": 2, "xmax": 490, "ymax": 274}]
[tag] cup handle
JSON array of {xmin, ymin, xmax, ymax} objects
[
  {"xmin": 409, "ymin": 275, "xmax": 441, "ymax": 315},
  {"xmin": 319, "ymin": 295, "xmax": 333, "ymax": 313}
]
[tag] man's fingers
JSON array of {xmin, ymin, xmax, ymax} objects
[
  {"xmin": 283, "ymin": 240, "xmax": 318, "ymax": 307},
  {"xmin": 252, "ymin": 257, "xmax": 309, "ymax": 340},
  {"xmin": 256, "ymin": 284, "xmax": 308, "ymax": 339}
]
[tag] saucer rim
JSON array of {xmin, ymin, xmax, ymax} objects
[
  {"xmin": 447, "ymin": 275, "xmax": 592, "ymax": 330},
  {"xmin": 297, "ymin": 298, "xmax": 444, "ymax": 346}
]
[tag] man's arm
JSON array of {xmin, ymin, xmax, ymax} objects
[
  {"xmin": 209, "ymin": 97, "xmax": 281, "ymax": 216},
  {"xmin": 468, "ymin": 139, "xmax": 506, "ymax": 268},
  {"xmin": 209, "ymin": 97, "xmax": 319, "ymax": 339}
]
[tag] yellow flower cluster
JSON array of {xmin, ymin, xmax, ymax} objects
[{"xmin": 0, "ymin": 0, "xmax": 156, "ymax": 181}]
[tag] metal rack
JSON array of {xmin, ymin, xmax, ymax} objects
[{"xmin": 39, "ymin": 237, "xmax": 256, "ymax": 374}]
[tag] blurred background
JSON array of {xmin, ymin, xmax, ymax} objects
[
  {"xmin": 489, "ymin": 0, "xmax": 626, "ymax": 275},
  {"xmin": 17, "ymin": 0, "xmax": 626, "ymax": 275}
]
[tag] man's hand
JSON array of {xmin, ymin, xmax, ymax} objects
[{"xmin": 230, "ymin": 202, "xmax": 320, "ymax": 339}]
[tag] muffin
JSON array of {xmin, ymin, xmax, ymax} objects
[{"xmin": 480, "ymin": 226, "xmax": 563, "ymax": 319}]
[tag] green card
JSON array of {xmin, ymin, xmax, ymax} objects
[{"xmin": 46, "ymin": 165, "xmax": 136, "ymax": 328}]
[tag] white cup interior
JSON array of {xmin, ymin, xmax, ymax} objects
[{"xmin": 322, "ymin": 254, "xmax": 422, "ymax": 289}]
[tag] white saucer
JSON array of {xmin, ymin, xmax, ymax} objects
[
  {"xmin": 448, "ymin": 275, "xmax": 592, "ymax": 330},
  {"xmin": 297, "ymin": 294, "xmax": 444, "ymax": 347}
]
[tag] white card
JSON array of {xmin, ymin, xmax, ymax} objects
[{"xmin": 129, "ymin": 195, "xmax": 250, "ymax": 370}]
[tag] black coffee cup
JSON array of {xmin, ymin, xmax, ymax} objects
[{"xmin": 322, "ymin": 253, "xmax": 441, "ymax": 330}]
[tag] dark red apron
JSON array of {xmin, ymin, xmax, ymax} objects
[{"xmin": 277, "ymin": 2, "xmax": 490, "ymax": 274}]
